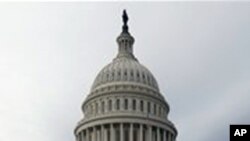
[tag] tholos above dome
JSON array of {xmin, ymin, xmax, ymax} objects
[{"xmin": 91, "ymin": 56, "xmax": 159, "ymax": 92}]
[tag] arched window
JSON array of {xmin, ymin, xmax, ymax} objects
[
  {"xmin": 108, "ymin": 99, "xmax": 112, "ymax": 111},
  {"xmin": 124, "ymin": 99, "xmax": 128, "ymax": 110},
  {"xmin": 101, "ymin": 101, "xmax": 105, "ymax": 113},
  {"xmin": 140, "ymin": 100, "xmax": 144, "ymax": 112},
  {"xmin": 132, "ymin": 99, "xmax": 136, "ymax": 110},
  {"xmin": 116, "ymin": 99, "xmax": 120, "ymax": 110},
  {"xmin": 147, "ymin": 102, "xmax": 151, "ymax": 113}
]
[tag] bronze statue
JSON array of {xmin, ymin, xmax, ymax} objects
[{"xmin": 122, "ymin": 10, "xmax": 128, "ymax": 26}]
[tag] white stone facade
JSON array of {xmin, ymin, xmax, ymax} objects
[{"xmin": 74, "ymin": 11, "xmax": 177, "ymax": 141}]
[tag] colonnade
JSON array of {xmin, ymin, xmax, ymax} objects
[{"xmin": 77, "ymin": 123, "xmax": 175, "ymax": 141}]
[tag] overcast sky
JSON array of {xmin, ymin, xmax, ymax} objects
[{"xmin": 0, "ymin": 2, "xmax": 250, "ymax": 141}]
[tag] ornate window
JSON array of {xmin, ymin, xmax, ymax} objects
[
  {"xmin": 140, "ymin": 100, "xmax": 144, "ymax": 112},
  {"xmin": 108, "ymin": 99, "xmax": 112, "ymax": 111},
  {"xmin": 147, "ymin": 102, "xmax": 151, "ymax": 114},
  {"xmin": 101, "ymin": 101, "xmax": 105, "ymax": 113},
  {"xmin": 124, "ymin": 99, "xmax": 128, "ymax": 110},
  {"xmin": 116, "ymin": 99, "xmax": 120, "ymax": 110},
  {"xmin": 132, "ymin": 99, "xmax": 136, "ymax": 111}
]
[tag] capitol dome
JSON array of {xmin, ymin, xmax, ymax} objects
[
  {"xmin": 91, "ymin": 51, "xmax": 159, "ymax": 93},
  {"xmin": 75, "ymin": 10, "xmax": 177, "ymax": 141}
]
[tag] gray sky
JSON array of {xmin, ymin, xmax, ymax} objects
[{"xmin": 0, "ymin": 2, "xmax": 250, "ymax": 141}]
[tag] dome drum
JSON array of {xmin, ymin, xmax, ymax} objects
[{"xmin": 81, "ymin": 92, "xmax": 170, "ymax": 120}]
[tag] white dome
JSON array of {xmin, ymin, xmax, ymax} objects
[{"xmin": 91, "ymin": 57, "xmax": 159, "ymax": 92}]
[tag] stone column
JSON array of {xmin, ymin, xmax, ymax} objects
[
  {"xmin": 93, "ymin": 127, "xmax": 96, "ymax": 141},
  {"xmin": 120, "ymin": 123, "xmax": 124, "ymax": 141},
  {"xmin": 157, "ymin": 128, "xmax": 160, "ymax": 141},
  {"xmin": 130, "ymin": 123, "xmax": 133, "ymax": 141},
  {"xmin": 139, "ymin": 124, "xmax": 143, "ymax": 141},
  {"xmin": 86, "ymin": 128, "xmax": 89, "ymax": 141},
  {"xmin": 83, "ymin": 130, "xmax": 86, "ymax": 141},
  {"xmin": 97, "ymin": 128, "xmax": 100, "ymax": 141},
  {"xmin": 104, "ymin": 126, "xmax": 108, "ymax": 141},
  {"xmin": 111, "ymin": 124, "xmax": 115, "ymax": 141},
  {"xmin": 163, "ymin": 130, "xmax": 166, "ymax": 141},
  {"xmin": 77, "ymin": 132, "xmax": 81, "ymax": 141},
  {"xmin": 168, "ymin": 132, "xmax": 171, "ymax": 141},
  {"xmin": 81, "ymin": 131, "xmax": 84, "ymax": 141},
  {"xmin": 148, "ymin": 125, "xmax": 152, "ymax": 141},
  {"xmin": 101, "ymin": 125, "xmax": 104, "ymax": 141}
]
